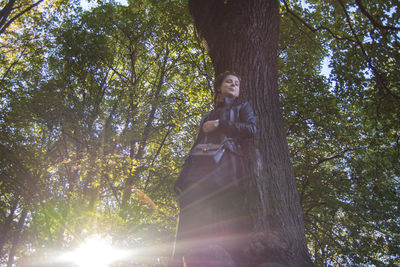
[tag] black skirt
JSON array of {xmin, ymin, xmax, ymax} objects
[{"xmin": 171, "ymin": 152, "xmax": 249, "ymax": 266}]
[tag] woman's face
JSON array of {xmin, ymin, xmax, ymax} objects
[{"xmin": 219, "ymin": 75, "xmax": 240, "ymax": 99}]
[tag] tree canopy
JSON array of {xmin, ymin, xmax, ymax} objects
[{"xmin": 0, "ymin": 0, "xmax": 399, "ymax": 266}]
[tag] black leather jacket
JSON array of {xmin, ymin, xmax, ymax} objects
[
  {"xmin": 175, "ymin": 98, "xmax": 257, "ymax": 194},
  {"xmin": 195, "ymin": 97, "xmax": 257, "ymax": 152}
]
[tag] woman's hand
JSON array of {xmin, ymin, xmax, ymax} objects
[{"xmin": 202, "ymin": 120, "xmax": 219, "ymax": 133}]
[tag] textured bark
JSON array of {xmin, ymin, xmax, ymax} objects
[
  {"xmin": 0, "ymin": 200, "xmax": 18, "ymax": 258},
  {"xmin": 7, "ymin": 209, "xmax": 27, "ymax": 267},
  {"xmin": 188, "ymin": 0, "xmax": 313, "ymax": 266}
]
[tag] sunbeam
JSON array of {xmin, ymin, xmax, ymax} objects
[{"xmin": 59, "ymin": 235, "xmax": 129, "ymax": 267}]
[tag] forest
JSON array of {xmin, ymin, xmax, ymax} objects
[{"xmin": 0, "ymin": 0, "xmax": 399, "ymax": 266}]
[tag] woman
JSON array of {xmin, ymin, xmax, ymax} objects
[{"xmin": 171, "ymin": 71, "xmax": 257, "ymax": 266}]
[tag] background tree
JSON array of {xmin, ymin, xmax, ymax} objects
[
  {"xmin": 0, "ymin": 0, "xmax": 399, "ymax": 266},
  {"xmin": 280, "ymin": 0, "xmax": 400, "ymax": 265},
  {"xmin": 1, "ymin": 1, "xmax": 213, "ymax": 265}
]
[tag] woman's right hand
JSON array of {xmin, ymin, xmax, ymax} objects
[{"xmin": 202, "ymin": 120, "xmax": 218, "ymax": 133}]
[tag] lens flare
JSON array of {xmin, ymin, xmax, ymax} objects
[{"xmin": 60, "ymin": 235, "xmax": 129, "ymax": 267}]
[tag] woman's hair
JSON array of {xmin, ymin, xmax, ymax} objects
[{"xmin": 213, "ymin": 71, "xmax": 241, "ymax": 104}]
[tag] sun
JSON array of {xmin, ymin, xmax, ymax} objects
[{"xmin": 60, "ymin": 235, "xmax": 129, "ymax": 267}]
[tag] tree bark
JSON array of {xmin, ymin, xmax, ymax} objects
[
  {"xmin": 188, "ymin": 0, "xmax": 313, "ymax": 266},
  {"xmin": 7, "ymin": 208, "xmax": 27, "ymax": 267},
  {"xmin": 0, "ymin": 200, "xmax": 18, "ymax": 258}
]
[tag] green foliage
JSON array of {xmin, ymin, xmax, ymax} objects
[
  {"xmin": 0, "ymin": 0, "xmax": 399, "ymax": 266},
  {"xmin": 280, "ymin": 0, "xmax": 399, "ymax": 265},
  {"xmin": 1, "ymin": 0, "xmax": 213, "ymax": 265}
]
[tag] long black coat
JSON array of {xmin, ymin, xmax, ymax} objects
[
  {"xmin": 175, "ymin": 98, "xmax": 257, "ymax": 201},
  {"xmin": 171, "ymin": 98, "xmax": 257, "ymax": 266}
]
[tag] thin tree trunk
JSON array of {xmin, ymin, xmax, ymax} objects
[
  {"xmin": 120, "ymin": 44, "xmax": 170, "ymax": 211},
  {"xmin": 188, "ymin": 0, "xmax": 313, "ymax": 266},
  {"xmin": 0, "ymin": 200, "xmax": 18, "ymax": 258},
  {"xmin": 7, "ymin": 209, "xmax": 27, "ymax": 267}
]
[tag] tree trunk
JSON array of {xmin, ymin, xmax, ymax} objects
[
  {"xmin": 0, "ymin": 200, "xmax": 18, "ymax": 258},
  {"xmin": 7, "ymin": 208, "xmax": 27, "ymax": 267},
  {"xmin": 188, "ymin": 0, "xmax": 313, "ymax": 266}
]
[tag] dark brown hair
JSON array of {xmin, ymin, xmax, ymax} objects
[{"xmin": 213, "ymin": 71, "xmax": 241, "ymax": 104}]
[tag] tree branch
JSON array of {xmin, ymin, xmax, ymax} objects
[
  {"xmin": 0, "ymin": 48, "xmax": 26, "ymax": 86},
  {"xmin": 337, "ymin": 0, "xmax": 400, "ymax": 100},
  {"xmin": 314, "ymin": 151, "xmax": 348, "ymax": 166},
  {"xmin": 144, "ymin": 123, "xmax": 175, "ymax": 189},
  {"xmin": 0, "ymin": 0, "xmax": 16, "ymax": 29},
  {"xmin": 0, "ymin": 0, "xmax": 44, "ymax": 35},
  {"xmin": 281, "ymin": 0, "xmax": 355, "ymax": 42},
  {"xmin": 136, "ymin": 43, "xmax": 170, "ymax": 160},
  {"xmin": 355, "ymin": 0, "xmax": 400, "ymax": 31}
]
